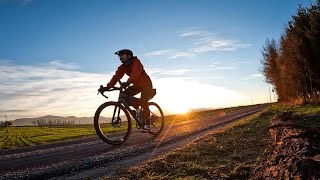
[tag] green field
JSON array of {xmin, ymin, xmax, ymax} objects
[
  {"xmin": 119, "ymin": 103, "xmax": 320, "ymax": 179},
  {"xmin": 0, "ymin": 104, "xmax": 259, "ymax": 149},
  {"xmin": 0, "ymin": 125, "xmax": 96, "ymax": 149}
]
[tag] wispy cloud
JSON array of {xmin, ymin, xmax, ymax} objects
[
  {"xmin": 242, "ymin": 73, "xmax": 263, "ymax": 80},
  {"xmin": 47, "ymin": 60, "xmax": 79, "ymax": 70},
  {"xmin": 147, "ymin": 68, "xmax": 190, "ymax": 77},
  {"xmin": 147, "ymin": 28, "xmax": 251, "ymax": 59},
  {"xmin": 179, "ymin": 30, "xmax": 214, "ymax": 37},
  {"xmin": 177, "ymin": 76, "xmax": 224, "ymax": 81},
  {"xmin": 147, "ymin": 66, "xmax": 233, "ymax": 79},
  {"xmin": 168, "ymin": 51, "xmax": 195, "ymax": 59},
  {"xmin": 0, "ymin": 60, "xmax": 110, "ymax": 120},
  {"xmin": 144, "ymin": 49, "xmax": 174, "ymax": 56},
  {"xmin": 159, "ymin": 69, "xmax": 189, "ymax": 76},
  {"xmin": 144, "ymin": 49, "xmax": 195, "ymax": 59},
  {"xmin": 0, "ymin": 109, "xmax": 30, "ymax": 113},
  {"xmin": 192, "ymin": 39, "xmax": 251, "ymax": 53},
  {"xmin": 215, "ymin": 66, "xmax": 237, "ymax": 70},
  {"xmin": 231, "ymin": 61, "xmax": 252, "ymax": 65},
  {"xmin": 207, "ymin": 62, "xmax": 236, "ymax": 70},
  {"xmin": 180, "ymin": 28, "xmax": 251, "ymax": 53}
]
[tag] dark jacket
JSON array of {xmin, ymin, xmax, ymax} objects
[{"xmin": 107, "ymin": 57, "xmax": 152, "ymax": 88}]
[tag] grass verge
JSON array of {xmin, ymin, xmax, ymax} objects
[
  {"xmin": 119, "ymin": 103, "xmax": 320, "ymax": 179},
  {"xmin": 120, "ymin": 108, "xmax": 274, "ymax": 179}
]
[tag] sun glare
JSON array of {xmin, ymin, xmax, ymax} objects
[
  {"xmin": 151, "ymin": 78, "xmax": 248, "ymax": 115},
  {"xmin": 169, "ymin": 106, "xmax": 189, "ymax": 114}
]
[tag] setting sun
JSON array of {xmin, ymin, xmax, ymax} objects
[
  {"xmin": 169, "ymin": 106, "xmax": 190, "ymax": 114},
  {"xmin": 151, "ymin": 77, "xmax": 249, "ymax": 115}
]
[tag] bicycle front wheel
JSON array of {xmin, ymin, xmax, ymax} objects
[
  {"xmin": 147, "ymin": 102, "xmax": 164, "ymax": 136},
  {"xmin": 94, "ymin": 102, "xmax": 132, "ymax": 145}
]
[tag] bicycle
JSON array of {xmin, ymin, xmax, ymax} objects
[{"xmin": 94, "ymin": 81, "xmax": 165, "ymax": 145}]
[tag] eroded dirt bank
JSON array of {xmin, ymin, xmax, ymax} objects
[{"xmin": 251, "ymin": 112, "xmax": 320, "ymax": 179}]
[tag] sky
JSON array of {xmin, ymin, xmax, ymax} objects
[{"xmin": 0, "ymin": 0, "xmax": 316, "ymax": 121}]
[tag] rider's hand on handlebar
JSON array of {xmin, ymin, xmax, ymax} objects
[
  {"xmin": 97, "ymin": 85, "xmax": 104, "ymax": 93},
  {"xmin": 98, "ymin": 85, "xmax": 111, "ymax": 93},
  {"xmin": 120, "ymin": 80, "xmax": 131, "ymax": 89}
]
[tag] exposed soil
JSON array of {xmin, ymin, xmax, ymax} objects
[{"xmin": 251, "ymin": 112, "xmax": 320, "ymax": 179}]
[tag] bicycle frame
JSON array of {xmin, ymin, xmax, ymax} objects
[{"xmin": 99, "ymin": 81, "xmax": 144, "ymax": 127}]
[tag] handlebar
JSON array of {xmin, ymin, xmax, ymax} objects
[{"xmin": 97, "ymin": 80, "xmax": 124, "ymax": 99}]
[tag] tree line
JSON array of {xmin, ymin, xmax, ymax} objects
[
  {"xmin": 261, "ymin": 1, "xmax": 320, "ymax": 102},
  {"xmin": 0, "ymin": 121, "xmax": 12, "ymax": 127}
]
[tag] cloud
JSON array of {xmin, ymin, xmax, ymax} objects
[
  {"xmin": 158, "ymin": 69, "xmax": 189, "ymax": 76},
  {"xmin": 206, "ymin": 62, "xmax": 236, "ymax": 70},
  {"xmin": 177, "ymin": 76, "xmax": 224, "ymax": 81},
  {"xmin": 47, "ymin": 60, "xmax": 79, "ymax": 70},
  {"xmin": 192, "ymin": 39, "xmax": 251, "ymax": 53},
  {"xmin": 146, "ymin": 67, "xmax": 232, "ymax": 80},
  {"xmin": 242, "ymin": 73, "xmax": 263, "ymax": 80},
  {"xmin": 146, "ymin": 28, "xmax": 251, "ymax": 59},
  {"xmin": 144, "ymin": 49, "xmax": 195, "ymax": 59},
  {"xmin": 144, "ymin": 49, "xmax": 174, "ymax": 56},
  {"xmin": 179, "ymin": 30, "xmax": 214, "ymax": 37},
  {"xmin": 214, "ymin": 66, "xmax": 237, "ymax": 70},
  {"xmin": 147, "ymin": 68, "xmax": 190, "ymax": 77},
  {"xmin": 168, "ymin": 51, "xmax": 195, "ymax": 59},
  {"xmin": 0, "ymin": 61, "xmax": 111, "ymax": 120},
  {"xmin": 231, "ymin": 61, "xmax": 252, "ymax": 65},
  {"xmin": 189, "ymin": 66, "xmax": 236, "ymax": 71},
  {"xmin": 194, "ymin": 36, "xmax": 217, "ymax": 45},
  {"xmin": 179, "ymin": 28, "xmax": 251, "ymax": 53},
  {"xmin": 0, "ymin": 109, "xmax": 30, "ymax": 113}
]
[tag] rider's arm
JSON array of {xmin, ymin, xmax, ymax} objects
[
  {"xmin": 128, "ymin": 59, "xmax": 143, "ymax": 85},
  {"xmin": 107, "ymin": 65, "xmax": 125, "ymax": 88}
]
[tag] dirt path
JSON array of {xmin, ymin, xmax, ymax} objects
[{"xmin": 0, "ymin": 104, "xmax": 268, "ymax": 180}]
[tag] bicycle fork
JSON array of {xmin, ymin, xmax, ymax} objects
[{"xmin": 111, "ymin": 104, "xmax": 121, "ymax": 128}]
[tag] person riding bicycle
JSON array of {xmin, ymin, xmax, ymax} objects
[{"xmin": 102, "ymin": 49, "xmax": 155, "ymax": 131}]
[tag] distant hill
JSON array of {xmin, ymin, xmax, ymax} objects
[{"xmin": 12, "ymin": 115, "xmax": 94, "ymax": 126}]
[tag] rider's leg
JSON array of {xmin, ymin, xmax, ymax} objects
[
  {"xmin": 122, "ymin": 86, "xmax": 141, "ymax": 109},
  {"xmin": 140, "ymin": 88, "xmax": 153, "ymax": 126}
]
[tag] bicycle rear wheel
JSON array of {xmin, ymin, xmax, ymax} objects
[
  {"xmin": 147, "ymin": 102, "xmax": 164, "ymax": 136},
  {"xmin": 94, "ymin": 102, "xmax": 132, "ymax": 145}
]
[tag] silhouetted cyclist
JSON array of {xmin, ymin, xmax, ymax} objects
[{"xmin": 103, "ymin": 49, "xmax": 155, "ymax": 131}]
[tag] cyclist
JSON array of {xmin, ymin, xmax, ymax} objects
[{"xmin": 101, "ymin": 49, "xmax": 155, "ymax": 131}]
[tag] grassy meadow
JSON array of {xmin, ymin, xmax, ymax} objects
[{"xmin": 0, "ymin": 125, "xmax": 96, "ymax": 149}]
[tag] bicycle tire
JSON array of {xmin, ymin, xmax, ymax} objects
[
  {"xmin": 94, "ymin": 101, "xmax": 132, "ymax": 145},
  {"xmin": 147, "ymin": 102, "xmax": 165, "ymax": 136}
]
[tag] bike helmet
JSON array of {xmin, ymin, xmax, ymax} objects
[{"xmin": 115, "ymin": 49, "xmax": 133, "ymax": 57}]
